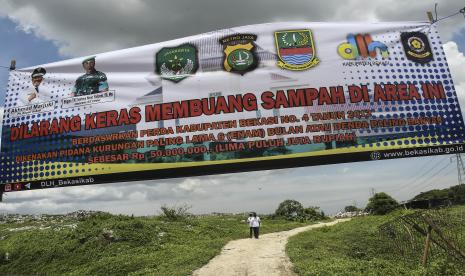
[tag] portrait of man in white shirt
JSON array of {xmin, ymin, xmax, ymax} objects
[{"xmin": 20, "ymin": 67, "xmax": 49, "ymax": 105}]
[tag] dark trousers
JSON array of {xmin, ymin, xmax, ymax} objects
[
  {"xmin": 252, "ymin": 227, "xmax": 259, "ymax": 239},
  {"xmin": 249, "ymin": 227, "xmax": 253, "ymax": 238}
]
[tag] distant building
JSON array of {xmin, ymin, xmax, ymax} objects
[{"xmin": 401, "ymin": 198, "xmax": 451, "ymax": 209}]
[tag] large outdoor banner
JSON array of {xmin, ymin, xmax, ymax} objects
[{"xmin": 1, "ymin": 22, "xmax": 464, "ymax": 193}]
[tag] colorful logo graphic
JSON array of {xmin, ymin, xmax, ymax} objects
[
  {"xmin": 274, "ymin": 29, "xmax": 320, "ymax": 70},
  {"xmin": 338, "ymin": 34, "xmax": 389, "ymax": 60},
  {"xmin": 220, "ymin": 34, "xmax": 258, "ymax": 75},
  {"xmin": 156, "ymin": 44, "xmax": 199, "ymax": 83},
  {"xmin": 13, "ymin": 183, "xmax": 22, "ymax": 191},
  {"xmin": 401, "ymin": 32, "xmax": 433, "ymax": 64}
]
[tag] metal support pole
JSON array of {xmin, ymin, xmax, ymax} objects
[
  {"xmin": 456, "ymin": 154, "xmax": 465, "ymax": 185},
  {"xmin": 9, "ymin": 59, "xmax": 16, "ymax": 71}
]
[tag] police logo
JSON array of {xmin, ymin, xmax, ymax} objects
[
  {"xmin": 275, "ymin": 29, "xmax": 320, "ymax": 70},
  {"xmin": 220, "ymin": 34, "xmax": 258, "ymax": 75},
  {"xmin": 156, "ymin": 44, "xmax": 199, "ymax": 83},
  {"xmin": 401, "ymin": 32, "xmax": 433, "ymax": 64}
]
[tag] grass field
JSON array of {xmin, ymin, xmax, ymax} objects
[
  {"xmin": 287, "ymin": 205, "xmax": 465, "ymax": 276},
  {"xmin": 0, "ymin": 213, "xmax": 312, "ymax": 275}
]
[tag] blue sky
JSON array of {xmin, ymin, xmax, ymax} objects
[
  {"xmin": 0, "ymin": 0, "xmax": 465, "ymax": 215},
  {"xmin": 0, "ymin": 17, "xmax": 63, "ymax": 104},
  {"xmin": 452, "ymin": 28, "xmax": 465, "ymax": 52}
]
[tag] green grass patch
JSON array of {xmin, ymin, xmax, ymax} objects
[
  {"xmin": 0, "ymin": 213, "xmax": 312, "ymax": 275},
  {"xmin": 287, "ymin": 206, "xmax": 465, "ymax": 276}
]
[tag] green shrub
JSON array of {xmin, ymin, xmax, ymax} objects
[
  {"xmin": 275, "ymin": 200, "xmax": 327, "ymax": 221},
  {"xmin": 287, "ymin": 206, "xmax": 465, "ymax": 276},
  {"xmin": 159, "ymin": 204, "xmax": 192, "ymax": 221},
  {"xmin": 275, "ymin": 199, "xmax": 304, "ymax": 218},
  {"xmin": 365, "ymin": 192, "xmax": 399, "ymax": 215}
]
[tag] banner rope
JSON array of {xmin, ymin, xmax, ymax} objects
[
  {"xmin": 420, "ymin": 6, "xmax": 464, "ymax": 34},
  {"xmin": 431, "ymin": 6, "xmax": 465, "ymax": 23},
  {"xmin": 435, "ymin": 11, "xmax": 462, "ymax": 22}
]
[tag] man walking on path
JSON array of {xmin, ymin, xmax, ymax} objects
[
  {"xmin": 194, "ymin": 219, "xmax": 351, "ymax": 276},
  {"xmin": 251, "ymin": 212, "xmax": 260, "ymax": 239}
]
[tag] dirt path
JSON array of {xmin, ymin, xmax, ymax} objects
[{"xmin": 192, "ymin": 219, "xmax": 350, "ymax": 276}]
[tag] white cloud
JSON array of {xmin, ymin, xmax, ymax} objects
[
  {"xmin": 444, "ymin": 42, "xmax": 465, "ymax": 84},
  {"xmin": 0, "ymin": 0, "xmax": 463, "ymax": 56},
  {"xmin": 174, "ymin": 178, "xmax": 207, "ymax": 195},
  {"xmin": 444, "ymin": 41, "xmax": 465, "ymax": 114}
]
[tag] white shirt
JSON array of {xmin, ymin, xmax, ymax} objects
[
  {"xmin": 19, "ymin": 86, "xmax": 51, "ymax": 106},
  {"xmin": 250, "ymin": 216, "xmax": 260, "ymax": 227}
]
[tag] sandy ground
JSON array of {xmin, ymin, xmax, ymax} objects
[{"xmin": 192, "ymin": 219, "xmax": 350, "ymax": 276}]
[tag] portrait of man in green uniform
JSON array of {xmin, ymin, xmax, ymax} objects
[{"xmin": 71, "ymin": 56, "xmax": 109, "ymax": 96}]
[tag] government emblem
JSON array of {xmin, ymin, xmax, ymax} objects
[
  {"xmin": 401, "ymin": 32, "xmax": 433, "ymax": 64},
  {"xmin": 274, "ymin": 29, "xmax": 320, "ymax": 70},
  {"xmin": 156, "ymin": 44, "xmax": 199, "ymax": 83},
  {"xmin": 220, "ymin": 34, "xmax": 258, "ymax": 75}
]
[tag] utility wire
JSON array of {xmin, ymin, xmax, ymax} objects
[
  {"xmin": 409, "ymin": 157, "xmax": 448, "ymax": 184},
  {"xmin": 409, "ymin": 163, "xmax": 455, "ymax": 195},
  {"xmin": 409, "ymin": 163, "xmax": 452, "ymax": 195},
  {"xmin": 392, "ymin": 157, "xmax": 449, "ymax": 198},
  {"xmin": 385, "ymin": 156, "xmax": 442, "ymax": 193},
  {"xmin": 402, "ymin": 160, "xmax": 450, "ymax": 192},
  {"xmin": 404, "ymin": 156, "xmax": 442, "ymax": 185},
  {"xmin": 397, "ymin": 162, "xmax": 454, "ymax": 202},
  {"xmin": 422, "ymin": 165, "xmax": 455, "ymax": 190},
  {"xmin": 402, "ymin": 159, "xmax": 450, "ymax": 193},
  {"xmin": 405, "ymin": 154, "xmax": 464, "ymax": 195},
  {"xmin": 383, "ymin": 156, "xmax": 442, "ymax": 193},
  {"xmin": 394, "ymin": 157, "xmax": 449, "ymax": 193}
]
